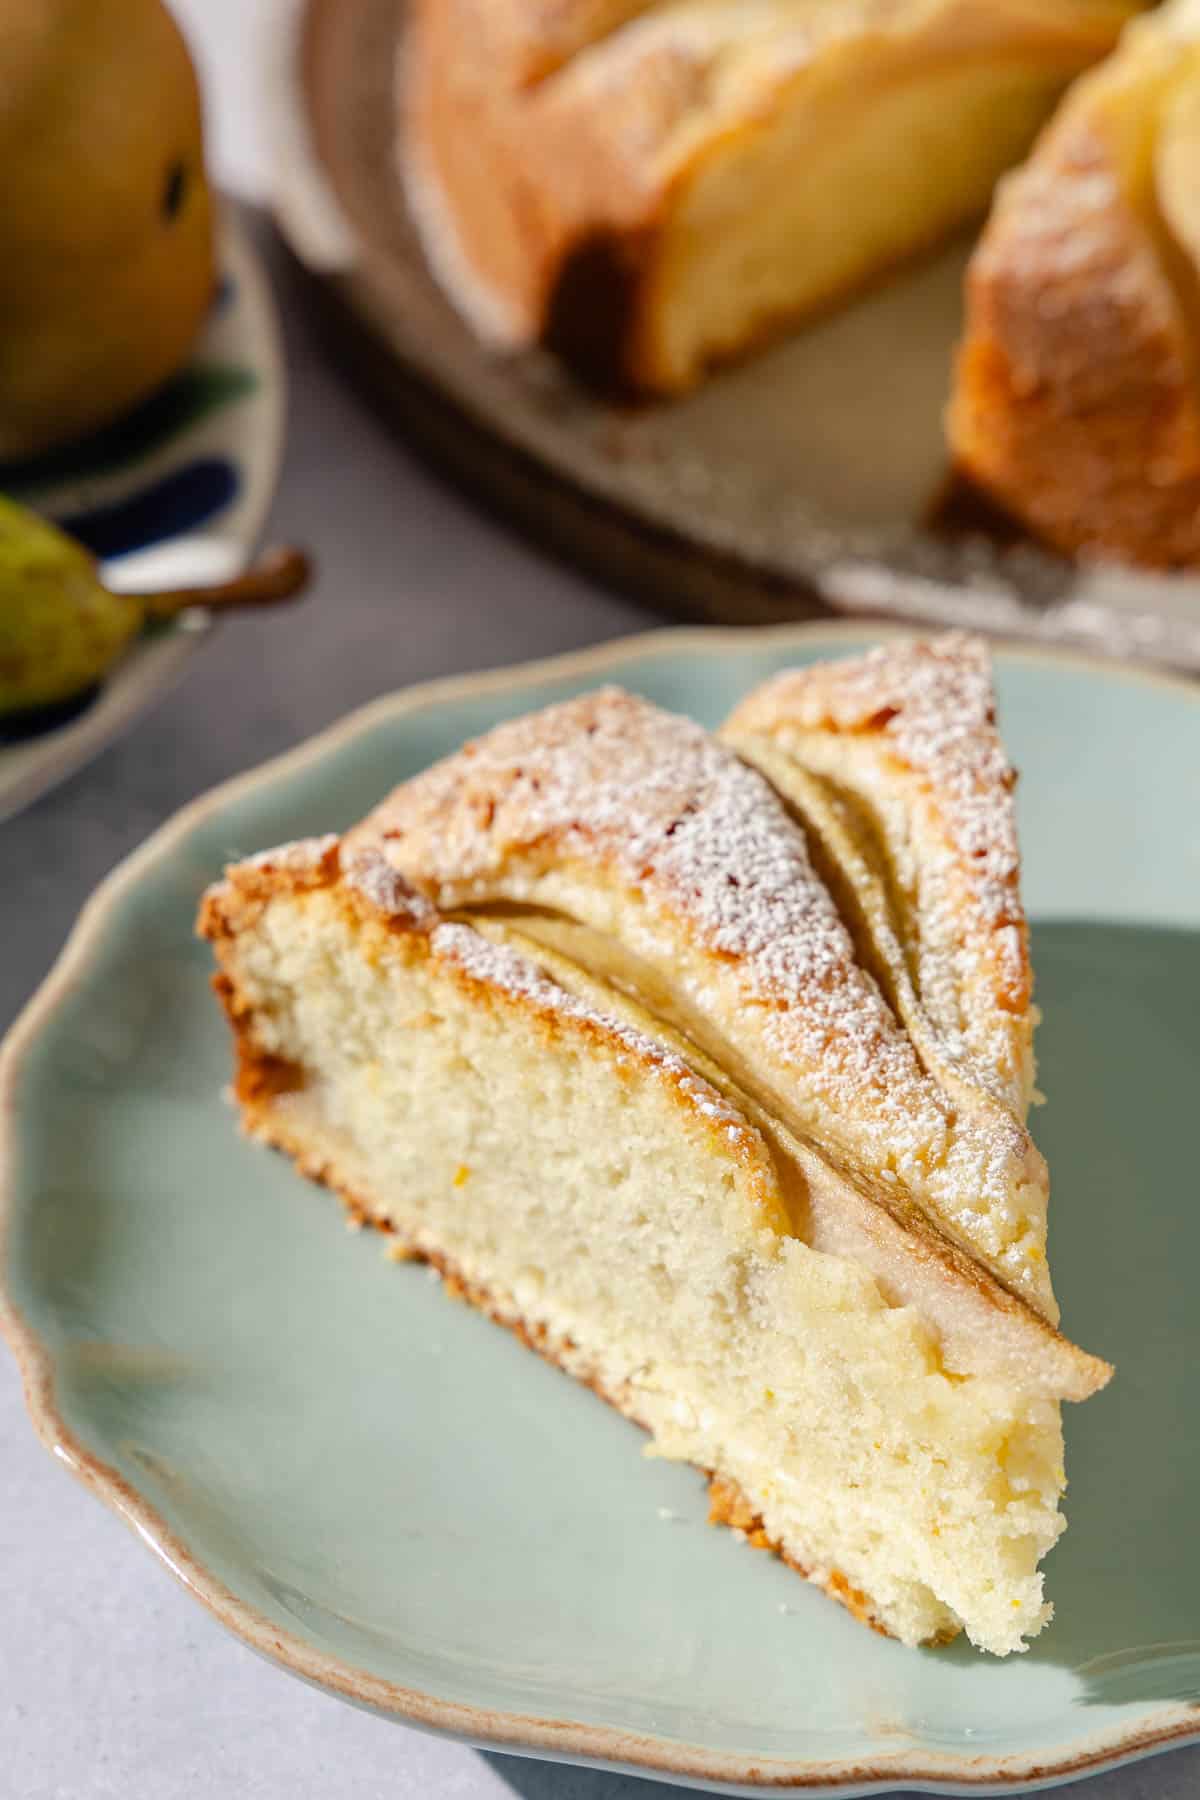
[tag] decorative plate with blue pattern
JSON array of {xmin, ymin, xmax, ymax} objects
[{"xmin": 0, "ymin": 210, "xmax": 285, "ymax": 824}]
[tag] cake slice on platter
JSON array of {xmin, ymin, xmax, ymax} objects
[
  {"xmin": 199, "ymin": 638, "xmax": 1110, "ymax": 1655},
  {"xmin": 949, "ymin": 0, "xmax": 1200, "ymax": 567},
  {"xmin": 404, "ymin": 0, "xmax": 1144, "ymax": 391}
]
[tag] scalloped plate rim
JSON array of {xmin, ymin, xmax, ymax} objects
[{"xmin": 2, "ymin": 621, "xmax": 1199, "ymax": 1798}]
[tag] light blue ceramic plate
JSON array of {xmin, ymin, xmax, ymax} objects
[
  {"xmin": 2, "ymin": 626, "xmax": 1198, "ymax": 1797},
  {"xmin": 0, "ymin": 209, "xmax": 285, "ymax": 824}
]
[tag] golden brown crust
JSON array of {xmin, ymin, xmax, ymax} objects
[
  {"xmin": 405, "ymin": 0, "xmax": 553, "ymax": 346},
  {"xmin": 405, "ymin": 0, "xmax": 1140, "ymax": 391},
  {"xmin": 200, "ymin": 854, "xmax": 789, "ymax": 1226},
  {"xmin": 196, "ymin": 835, "xmax": 342, "ymax": 939},
  {"xmin": 949, "ymin": 29, "xmax": 1200, "ymax": 568}
]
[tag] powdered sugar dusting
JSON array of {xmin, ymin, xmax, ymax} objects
[
  {"xmin": 431, "ymin": 919, "xmax": 751, "ymax": 1135},
  {"xmin": 350, "ymin": 685, "xmax": 933, "ymax": 1116},
  {"xmin": 344, "ymin": 848, "xmax": 439, "ymax": 928},
  {"xmin": 729, "ymin": 635, "xmax": 1027, "ymax": 1012},
  {"xmin": 243, "ymin": 835, "xmax": 339, "ymax": 873}
]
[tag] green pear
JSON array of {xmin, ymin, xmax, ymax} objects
[{"xmin": 0, "ymin": 494, "xmax": 309, "ymax": 720}]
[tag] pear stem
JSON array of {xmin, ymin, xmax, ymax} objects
[{"xmin": 133, "ymin": 546, "xmax": 312, "ymax": 619}]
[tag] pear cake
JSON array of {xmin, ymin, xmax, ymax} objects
[
  {"xmin": 403, "ymin": 0, "xmax": 1143, "ymax": 392},
  {"xmin": 949, "ymin": 0, "xmax": 1200, "ymax": 567},
  {"xmin": 200, "ymin": 636, "xmax": 1111, "ymax": 1655}
]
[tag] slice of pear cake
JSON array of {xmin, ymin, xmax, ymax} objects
[{"xmin": 200, "ymin": 637, "xmax": 1109, "ymax": 1654}]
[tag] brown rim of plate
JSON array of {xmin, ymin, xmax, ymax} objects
[{"xmin": 3, "ymin": 623, "xmax": 1200, "ymax": 1792}]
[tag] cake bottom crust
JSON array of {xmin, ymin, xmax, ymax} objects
[{"xmin": 240, "ymin": 1090, "xmax": 959, "ymax": 1649}]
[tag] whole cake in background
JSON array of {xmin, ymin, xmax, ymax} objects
[
  {"xmin": 402, "ymin": 0, "xmax": 1144, "ymax": 393},
  {"xmin": 402, "ymin": 0, "xmax": 1200, "ymax": 572},
  {"xmin": 200, "ymin": 636, "xmax": 1112, "ymax": 1656}
]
